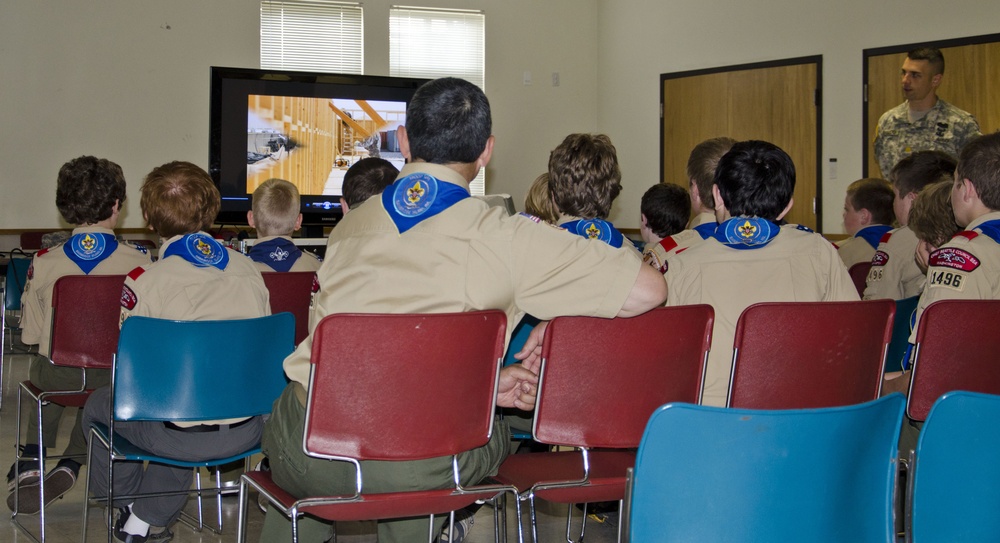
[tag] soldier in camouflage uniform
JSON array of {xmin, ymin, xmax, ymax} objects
[{"xmin": 874, "ymin": 47, "xmax": 981, "ymax": 177}]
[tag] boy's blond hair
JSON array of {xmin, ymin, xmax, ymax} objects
[
  {"xmin": 252, "ymin": 178, "xmax": 300, "ymax": 236},
  {"xmin": 524, "ymin": 173, "xmax": 559, "ymax": 224},
  {"xmin": 908, "ymin": 180, "xmax": 960, "ymax": 247}
]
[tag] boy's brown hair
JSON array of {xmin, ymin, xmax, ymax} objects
[
  {"xmin": 908, "ymin": 179, "xmax": 960, "ymax": 247},
  {"xmin": 957, "ymin": 132, "xmax": 1000, "ymax": 210},
  {"xmin": 140, "ymin": 161, "xmax": 220, "ymax": 238},
  {"xmin": 686, "ymin": 137, "xmax": 736, "ymax": 209},
  {"xmin": 890, "ymin": 150, "xmax": 956, "ymax": 197},
  {"xmin": 548, "ymin": 134, "xmax": 621, "ymax": 220},
  {"xmin": 524, "ymin": 173, "xmax": 559, "ymax": 224},
  {"xmin": 252, "ymin": 178, "xmax": 300, "ymax": 236},
  {"xmin": 55, "ymin": 156, "xmax": 127, "ymax": 225},
  {"xmin": 846, "ymin": 178, "xmax": 895, "ymax": 225}
]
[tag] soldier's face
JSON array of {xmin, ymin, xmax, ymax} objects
[{"xmin": 900, "ymin": 59, "xmax": 941, "ymax": 103}]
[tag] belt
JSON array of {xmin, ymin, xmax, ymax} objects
[{"xmin": 163, "ymin": 417, "xmax": 255, "ymax": 433}]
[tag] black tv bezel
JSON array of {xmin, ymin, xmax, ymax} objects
[{"xmin": 208, "ymin": 66, "xmax": 429, "ymax": 231}]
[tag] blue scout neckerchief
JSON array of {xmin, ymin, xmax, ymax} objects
[
  {"xmin": 712, "ymin": 217, "xmax": 781, "ymax": 249},
  {"xmin": 561, "ymin": 218, "xmax": 625, "ymax": 248},
  {"xmin": 855, "ymin": 224, "xmax": 893, "ymax": 250},
  {"xmin": 160, "ymin": 233, "xmax": 230, "ymax": 270},
  {"xmin": 973, "ymin": 219, "xmax": 1000, "ymax": 244},
  {"xmin": 693, "ymin": 221, "xmax": 716, "ymax": 240},
  {"xmin": 248, "ymin": 238, "xmax": 302, "ymax": 272},
  {"xmin": 382, "ymin": 172, "xmax": 470, "ymax": 234},
  {"xmin": 63, "ymin": 232, "xmax": 119, "ymax": 274}
]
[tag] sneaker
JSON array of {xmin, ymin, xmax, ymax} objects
[
  {"xmin": 438, "ymin": 512, "xmax": 474, "ymax": 543},
  {"xmin": 7, "ymin": 465, "xmax": 74, "ymax": 514},
  {"xmin": 113, "ymin": 505, "xmax": 174, "ymax": 543},
  {"xmin": 5, "ymin": 454, "xmax": 41, "ymax": 492}
]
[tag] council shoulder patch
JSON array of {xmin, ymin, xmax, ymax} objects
[
  {"xmin": 928, "ymin": 247, "xmax": 980, "ymax": 272},
  {"xmin": 120, "ymin": 285, "xmax": 138, "ymax": 310},
  {"xmin": 871, "ymin": 250, "xmax": 889, "ymax": 267}
]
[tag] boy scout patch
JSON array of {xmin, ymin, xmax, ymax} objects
[
  {"xmin": 643, "ymin": 252, "xmax": 667, "ymax": 275},
  {"xmin": 121, "ymin": 285, "xmax": 138, "ymax": 310},
  {"xmin": 929, "ymin": 247, "xmax": 980, "ymax": 272},
  {"xmin": 928, "ymin": 269, "xmax": 966, "ymax": 292},
  {"xmin": 871, "ymin": 251, "xmax": 889, "ymax": 267}
]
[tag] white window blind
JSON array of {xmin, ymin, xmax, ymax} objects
[
  {"xmin": 390, "ymin": 6, "xmax": 486, "ymax": 195},
  {"xmin": 260, "ymin": 1, "xmax": 363, "ymax": 74}
]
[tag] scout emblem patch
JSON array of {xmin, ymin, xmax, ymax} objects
[
  {"xmin": 382, "ymin": 173, "xmax": 470, "ymax": 234},
  {"xmin": 248, "ymin": 237, "xmax": 302, "ymax": 272},
  {"xmin": 63, "ymin": 232, "xmax": 119, "ymax": 274},
  {"xmin": 713, "ymin": 217, "xmax": 780, "ymax": 249},
  {"xmin": 562, "ymin": 218, "xmax": 625, "ymax": 248},
  {"xmin": 160, "ymin": 233, "xmax": 230, "ymax": 270}
]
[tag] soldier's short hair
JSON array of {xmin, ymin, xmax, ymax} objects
[
  {"xmin": 641, "ymin": 183, "xmax": 691, "ymax": 239},
  {"xmin": 714, "ymin": 140, "xmax": 795, "ymax": 220},
  {"xmin": 890, "ymin": 150, "xmax": 956, "ymax": 197},
  {"xmin": 846, "ymin": 178, "xmax": 895, "ymax": 225},
  {"xmin": 251, "ymin": 178, "xmax": 300, "ymax": 236},
  {"xmin": 908, "ymin": 180, "xmax": 960, "ymax": 247},
  {"xmin": 907, "ymin": 47, "xmax": 945, "ymax": 75},
  {"xmin": 141, "ymin": 161, "xmax": 220, "ymax": 238},
  {"xmin": 686, "ymin": 137, "xmax": 736, "ymax": 209},
  {"xmin": 548, "ymin": 133, "xmax": 622, "ymax": 220},
  {"xmin": 957, "ymin": 132, "xmax": 1000, "ymax": 210}
]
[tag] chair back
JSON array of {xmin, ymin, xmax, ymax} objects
[
  {"xmin": 533, "ymin": 305, "xmax": 713, "ymax": 449},
  {"xmin": 304, "ymin": 311, "xmax": 506, "ymax": 461},
  {"xmin": 848, "ymin": 261, "xmax": 872, "ymax": 297},
  {"xmin": 112, "ymin": 313, "xmax": 294, "ymax": 422},
  {"xmin": 4, "ymin": 257, "xmax": 31, "ymax": 312},
  {"xmin": 49, "ymin": 275, "xmax": 126, "ymax": 369},
  {"xmin": 909, "ymin": 391, "xmax": 1000, "ymax": 541},
  {"xmin": 884, "ymin": 295, "xmax": 919, "ymax": 373},
  {"xmin": 728, "ymin": 300, "xmax": 894, "ymax": 409},
  {"xmin": 907, "ymin": 299, "xmax": 1000, "ymax": 422},
  {"xmin": 19, "ymin": 231, "xmax": 51, "ymax": 251},
  {"xmin": 261, "ymin": 271, "xmax": 315, "ymax": 345},
  {"xmin": 629, "ymin": 394, "xmax": 905, "ymax": 543}
]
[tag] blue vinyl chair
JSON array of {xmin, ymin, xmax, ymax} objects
[
  {"xmin": 82, "ymin": 313, "xmax": 294, "ymax": 542},
  {"xmin": 884, "ymin": 296, "xmax": 918, "ymax": 373},
  {"xmin": 626, "ymin": 394, "xmax": 906, "ymax": 543},
  {"xmin": 907, "ymin": 391, "xmax": 1000, "ymax": 542}
]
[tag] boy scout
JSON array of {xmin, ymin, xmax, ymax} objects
[
  {"xmin": 836, "ymin": 178, "xmax": 895, "ymax": 269},
  {"xmin": 339, "ymin": 156, "xmax": 398, "ymax": 213},
  {"xmin": 640, "ymin": 183, "xmax": 693, "ymax": 274},
  {"xmin": 246, "ymin": 178, "xmax": 322, "ymax": 273},
  {"xmin": 686, "ymin": 136, "xmax": 734, "ymax": 235}
]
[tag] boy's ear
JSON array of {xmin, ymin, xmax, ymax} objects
[
  {"xmin": 776, "ymin": 198, "xmax": 794, "ymax": 221},
  {"xmin": 339, "ymin": 197, "xmax": 351, "ymax": 214},
  {"xmin": 294, "ymin": 213, "xmax": 303, "ymax": 231},
  {"xmin": 640, "ymin": 213, "xmax": 649, "ymax": 227},
  {"xmin": 859, "ymin": 207, "xmax": 873, "ymax": 226},
  {"xmin": 246, "ymin": 210, "xmax": 256, "ymax": 228},
  {"xmin": 397, "ymin": 126, "xmax": 411, "ymax": 160}
]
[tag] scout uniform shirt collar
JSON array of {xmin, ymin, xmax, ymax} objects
[
  {"xmin": 248, "ymin": 235, "xmax": 302, "ymax": 272},
  {"xmin": 557, "ymin": 215, "xmax": 625, "ymax": 248},
  {"xmin": 160, "ymin": 231, "xmax": 230, "ymax": 270},
  {"xmin": 63, "ymin": 225, "xmax": 119, "ymax": 274},
  {"xmin": 712, "ymin": 216, "xmax": 781, "ymax": 249},
  {"xmin": 855, "ymin": 224, "xmax": 894, "ymax": 250},
  {"xmin": 382, "ymin": 163, "xmax": 471, "ymax": 234},
  {"xmin": 966, "ymin": 211, "xmax": 1000, "ymax": 232}
]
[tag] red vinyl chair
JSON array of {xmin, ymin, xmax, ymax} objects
[
  {"xmin": 237, "ymin": 311, "xmax": 516, "ymax": 543},
  {"xmin": 261, "ymin": 271, "xmax": 316, "ymax": 345},
  {"xmin": 727, "ymin": 299, "xmax": 895, "ymax": 409},
  {"xmin": 906, "ymin": 299, "xmax": 1000, "ymax": 422},
  {"xmin": 12, "ymin": 275, "xmax": 125, "ymax": 542},
  {"xmin": 849, "ymin": 261, "xmax": 873, "ymax": 298},
  {"xmin": 492, "ymin": 305, "xmax": 714, "ymax": 543}
]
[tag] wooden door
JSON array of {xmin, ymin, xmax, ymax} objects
[
  {"xmin": 661, "ymin": 57, "xmax": 820, "ymax": 231},
  {"xmin": 865, "ymin": 34, "xmax": 1000, "ymax": 178}
]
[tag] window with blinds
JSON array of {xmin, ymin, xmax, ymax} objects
[
  {"xmin": 260, "ymin": 1, "xmax": 363, "ymax": 74},
  {"xmin": 390, "ymin": 6, "xmax": 487, "ymax": 195}
]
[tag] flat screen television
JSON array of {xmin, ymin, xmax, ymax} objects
[{"xmin": 209, "ymin": 66, "xmax": 429, "ymax": 236}]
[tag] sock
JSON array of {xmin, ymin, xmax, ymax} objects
[{"xmin": 123, "ymin": 504, "xmax": 150, "ymax": 537}]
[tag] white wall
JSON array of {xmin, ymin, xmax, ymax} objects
[
  {"xmin": 597, "ymin": 0, "xmax": 1000, "ymax": 231},
  {"xmin": 0, "ymin": 0, "xmax": 598, "ymax": 233}
]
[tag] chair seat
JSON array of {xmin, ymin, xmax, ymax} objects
[
  {"xmin": 89, "ymin": 422, "xmax": 261, "ymax": 467},
  {"xmin": 493, "ymin": 449, "xmax": 635, "ymax": 504},
  {"xmin": 20, "ymin": 380, "xmax": 93, "ymax": 408},
  {"xmin": 244, "ymin": 470, "xmax": 504, "ymax": 522}
]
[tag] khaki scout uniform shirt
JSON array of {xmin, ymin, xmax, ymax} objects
[
  {"xmin": 250, "ymin": 235, "xmax": 322, "ymax": 273},
  {"xmin": 643, "ymin": 229, "xmax": 706, "ymax": 275},
  {"xmin": 688, "ymin": 211, "xmax": 717, "ymax": 229},
  {"xmin": 120, "ymin": 233, "xmax": 270, "ymax": 426},
  {"xmin": 836, "ymin": 224, "xmax": 891, "ymax": 270},
  {"xmin": 863, "ymin": 226, "xmax": 924, "ymax": 300},
  {"xmin": 909, "ymin": 211, "xmax": 1000, "ymax": 343},
  {"xmin": 665, "ymin": 223, "xmax": 859, "ymax": 407},
  {"xmin": 21, "ymin": 226, "xmax": 150, "ymax": 356},
  {"xmin": 874, "ymin": 99, "xmax": 981, "ymax": 177},
  {"xmin": 282, "ymin": 163, "xmax": 643, "ymax": 388}
]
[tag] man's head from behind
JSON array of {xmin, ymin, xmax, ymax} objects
[
  {"xmin": 953, "ymin": 132, "xmax": 1000, "ymax": 226},
  {"xmin": 686, "ymin": 137, "xmax": 736, "ymax": 213},
  {"xmin": 249, "ymin": 178, "xmax": 301, "ymax": 237},
  {"xmin": 56, "ymin": 156, "xmax": 127, "ymax": 226},
  {"xmin": 140, "ymin": 161, "xmax": 220, "ymax": 238},
  {"xmin": 548, "ymin": 133, "xmax": 622, "ymax": 220},
  {"xmin": 640, "ymin": 183, "xmax": 691, "ymax": 244},
  {"xmin": 400, "ymin": 78, "xmax": 492, "ymax": 171},
  {"xmin": 889, "ymin": 150, "xmax": 956, "ymax": 226},
  {"xmin": 712, "ymin": 140, "xmax": 795, "ymax": 222},
  {"xmin": 341, "ymin": 157, "xmax": 398, "ymax": 213}
]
